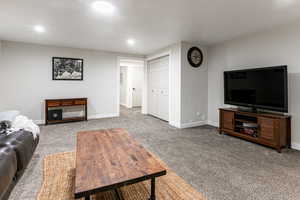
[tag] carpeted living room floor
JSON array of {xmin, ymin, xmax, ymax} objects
[{"xmin": 9, "ymin": 107, "xmax": 300, "ymax": 200}]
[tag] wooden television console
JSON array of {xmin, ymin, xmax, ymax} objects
[{"xmin": 219, "ymin": 108, "xmax": 291, "ymax": 153}]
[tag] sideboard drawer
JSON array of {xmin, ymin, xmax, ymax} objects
[
  {"xmin": 47, "ymin": 100, "xmax": 61, "ymax": 107},
  {"xmin": 74, "ymin": 100, "xmax": 86, "ymax": 105},
  {"xmin": 61, "ymin": 100, "xmax": 74, "ymax": 106}
]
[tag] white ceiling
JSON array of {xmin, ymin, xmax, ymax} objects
[{"xmin": 1, "ymin": 0, "xmax": 300, "ymax": 55}]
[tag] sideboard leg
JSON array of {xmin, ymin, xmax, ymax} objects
[
  {"xmin": 218, "ymin": 129, "xmax": 222, "ymax": 134},
  {"xmin": 277, "ymin": 147, "xmax": 282, "ymax": 153}
]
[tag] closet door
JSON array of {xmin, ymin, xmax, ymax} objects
[
  {"xmin": 157, "ymin": 58, "xmax": 169, "ymax": 121},
  {"xmin": 147, "ymin": 56, "xmax": 169, "ymax": 121},
  {"xmin": 148, "ymin": 63, "xmax": 159, "ymax": 117}
]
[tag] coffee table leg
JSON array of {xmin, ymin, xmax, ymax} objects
[
  {"xmin": 149, "ymin": 178, "xmax": 156, "ymax": 200},
  {"xmin": 115, "ymin": 189, "xmax": 123, "ymax": 200},
  {"xmin": 85, "ymin": 196, "xmax": 90, "ymax": 200}
]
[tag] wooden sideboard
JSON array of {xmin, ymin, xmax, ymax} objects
[
  {"xmin": 45, "ymin": 98, "xmax": 87, "ymax": 125},
  {"xmin": 219, "ymin": 108, "xmax": 291, "ymax": 153}
]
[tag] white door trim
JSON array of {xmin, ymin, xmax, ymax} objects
[
  {"xmin": 117, "ymin": 56, "xmax": 146, "ymax": 116},
  {"xmin": 146, "ymin": 51, "xmax": 171, "ymax": 61}
]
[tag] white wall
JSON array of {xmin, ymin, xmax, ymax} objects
[
  {"xmin": 147, "ymin": 41, "xmax": 208, "ymax": 128},
  {"xmin": 147, "ymin": 42, "xmax": 181, "ymax": 127},
  {"xmin": 0, "ymin": 41, "xmax": 3, "ymax": 61},
  {"xmin": 0, "ymin": 41, "xmax": 2, "ymax": 82},
  {"xmin": 180, "ymin": 42, "xmax": 208, "ymax": 127},
  {"xmin": 207, "ymin": 21, "xmax": 300, "ymax": 149},
  {"xmin": 0, "ymin": 41, "xmax": 141, "ymax": 123},
  {"xmin": 0, "ymin": 41, "xmax": 2, "ymax": 55},
  {"xmin": 120, "ymin": 66, "xmax": 128, "ymax": 106}
]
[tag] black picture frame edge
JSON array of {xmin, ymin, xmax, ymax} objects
[
  {"xmin": 187, "ymin": 46, "xmax": 204, "ymax": 68},
  {"xmin": 52, "ymin": 57, "xmax": 84, "ymax": 81}
]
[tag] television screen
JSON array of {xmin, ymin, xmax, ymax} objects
[{"xmin": 224, "ymin": 66, "xmax": 288, "ymax": 112}]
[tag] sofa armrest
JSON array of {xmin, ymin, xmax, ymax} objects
[
  {"xmin": 0, "ymin": 146, "xmax": 17, "ymax": 200},
  {"xmin": 0, "ymin": 130, "xmax": 38, "ymax": 172}
]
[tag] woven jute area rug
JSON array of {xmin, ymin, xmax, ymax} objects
[{"xmin": 37, "ymin": 152, "xmax": 205, "ymax": 200}]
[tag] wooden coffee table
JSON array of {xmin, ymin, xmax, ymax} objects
[{"xmin": 74, "ymin": 128, "xmax": 167, "ymax": 200}]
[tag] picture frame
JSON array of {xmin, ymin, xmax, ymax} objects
[{"xmin": 52, "ymin": 57, "xmax": 84, "ymax": 80}]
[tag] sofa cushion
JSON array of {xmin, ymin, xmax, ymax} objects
[
  {"xmin": 0, "ymin": 146, "xmax": 17, "ymax": 200},
  {"xmin": 0, "ymin": 130, "xmax": 36, "ymax": 172}
]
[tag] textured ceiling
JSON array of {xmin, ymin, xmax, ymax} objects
[{"xmin": 1, "ymin": 0, "xmax": 300, "ymax": 54}]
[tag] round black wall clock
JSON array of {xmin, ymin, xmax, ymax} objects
[{"xmin": 187, "ymin": 47, "xmax": 203, "ymax": 68}]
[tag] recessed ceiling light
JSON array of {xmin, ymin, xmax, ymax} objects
[
  {"xmin": 127, "ymin": 39, "xmax": 136, "ymax": 46},
  {"xmin": 91, "ymin": 1, "xmax": 115, "ymax": 16},
  {"xmin": 34, "ymin": 25, "xmax": 45, "ymax": 33}
]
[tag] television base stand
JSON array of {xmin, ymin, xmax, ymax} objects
[
  {"xmin": 237, "ymin": 107, "xmax": 258, "ymax": 113},
  {"xmin": 219, "ymin": 108, "xmax": 291, "ymax": 153}
]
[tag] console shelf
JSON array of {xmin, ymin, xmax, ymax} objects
[
  {"xmin": 235, "ymin": 119, "xmax": 256, "ymax": 123},
  {"xmin": 219, "ymin": 108, "xmax": 291, "ymax": 153}
]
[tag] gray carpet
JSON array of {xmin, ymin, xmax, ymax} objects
[{"xmin": 8, "ymin": 107, "xmax": 300, "ymax": 200}]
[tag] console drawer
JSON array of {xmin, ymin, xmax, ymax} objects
[
  {"xmin": 74, "ymin": 100, "xmax": 86, "ymax": 105},
  {"xmin": 258, "ymin": 117, "xmax": 278, "ymax": 142},
  {"xmin": 47, "ymin": 100, "xmax": 61, "ymax": 107},
  {"xmin": 61, "ymin": 100, "xmax": 74, "ymax": 106},
  {"xmin": 222, "ymin": 110, "xmax": 234, "ymax": 130}
]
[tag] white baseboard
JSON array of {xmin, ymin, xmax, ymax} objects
[
  {"xmin": 292, "ymin": 142, "xmax": 300, "ymax": 151},
  {"xmin": 88, "ymin": 113, "xmax": 119, "ymax": 120},
  {"xmin": 169, "ymin": 121, "xmax": 181, "ymax": 129},
  {"xmin": 207, "ymin": 120, "xmax": 219, "ymax": 127},
  {"xmin": 180, "ymin": 120, "xmax": 207, "ymax": 129},
  {"xmin": 120, "ymin": 103, "xmax": 132, "ymax": 108},
  {"xmin": 34, "ymin": 120, "xmax": 45, "ymax": 125},
  {"xmin": 120, "ymin": 103, "xmax": 127, "ymax": 107}
]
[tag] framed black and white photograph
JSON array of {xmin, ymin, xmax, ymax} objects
[{"xmin": 52, "ymin": 57, "xmax": 83, "ymax": 80}]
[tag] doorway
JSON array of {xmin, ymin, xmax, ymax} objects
[{"xmin": 119, "ymin": 59, "xmax": 144, "ymax": 112}]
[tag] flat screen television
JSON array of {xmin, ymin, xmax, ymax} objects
[{"xmin": 224, "ymin": 66, "xmax": 288, "ymax": 112}]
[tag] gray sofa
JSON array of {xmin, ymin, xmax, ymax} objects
[{"xmin": 0, "ymin": 130, "xmax": 39, "ymax": 200}]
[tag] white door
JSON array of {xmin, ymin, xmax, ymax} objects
[
  {"xmin": 148, "ymin": 56, "xmax": 169, "ymax": 121},
  {"xmin": 131, "ymin": 67, "xmax": 143, "ymax": 107}
]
